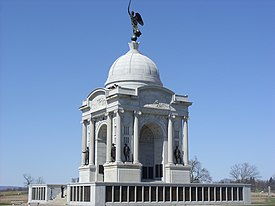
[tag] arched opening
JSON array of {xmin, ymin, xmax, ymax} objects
[
  {"xmin": 96, "ymin": 124, "xmax": 107, "ymax": 181},
  {"xmin": 139, "ymin": 123, "xmax": 164, "ymax": 181}
]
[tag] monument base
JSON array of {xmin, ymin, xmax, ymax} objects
[
  {"xmin": 79, "ymin": 165, "xmax": 96, "ymax": 183},
  {"xmin": 165, "ymin": 164, "xmax": 191, "ymax": 183},
  {"xmin": 104, "ymin": 162, "xmax": 142, "ymax": 182}
]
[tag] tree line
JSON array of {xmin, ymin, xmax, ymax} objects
[
  {"xmin": 23, "ymin": 174, "xmax": 45, "ymax": 186},
  {"xmin": 190, "ymin": 157, "xmax": 275, "ymax": 192}
]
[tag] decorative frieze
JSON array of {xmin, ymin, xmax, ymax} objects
[{"xmin": 139, "ymin": 90, "xmax": 172, "ymax": 106}]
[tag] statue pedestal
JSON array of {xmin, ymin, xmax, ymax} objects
[
  {"xmin": 104, "ymin": 162, "xmax": 142, "ymax": 182},
  {"xmin": 79, "ymin": 165, "xmax": 96, "ymax": 183},
  {"xmin": 165, "ymin": 164, "xmax": 191, "ymax": 183}
]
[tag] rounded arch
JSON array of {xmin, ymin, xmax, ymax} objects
[
  {"xmin": 139, "ymin": 115, "xmax": 167, "ymax": 138},
  {"xmin": 95, "ymin": 120, "xmax": 107, "ymax": 138},
  {"xmin": 139, "ymin": 120, "xmax": 165, "ymax": 181},
  {"xmin": 95, "ymin": 122, "xmax": 107, "ymax": 182}
]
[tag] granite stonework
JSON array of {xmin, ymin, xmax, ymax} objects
[
  {"xmin": 28, "ymin": 42, "xmax": 251, "ymax": 205},
  {"xmin": 103, "ymin": 162, "xmax": 142, "ymax": 182},
  {"xmin": 78, "ymin": 42, "xmax": 192, "ymax": 185}
]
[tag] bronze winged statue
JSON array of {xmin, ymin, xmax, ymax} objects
[{"xmin": 128, "ymin": 0, "xmax": 144, "ymax": 41}]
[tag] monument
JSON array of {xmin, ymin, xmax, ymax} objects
[
  {"xmin": 28, "ymin": 1, "xmax": 251, "ymax": 205},
  {"xmin": 78, "ymin": 0, "xmax": 191, "ymax": 183},
  {"xmin": 78, "ymin": 40, "xmax": 192, "ymax": 183}
]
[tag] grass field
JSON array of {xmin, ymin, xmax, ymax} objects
[
  {"xmin": 0, "ymin": 190, "xmax": 28, "ymax": 205},
  {"xmin": 251, "ymin": 192, "xmax": 275, "ymax": 206}
]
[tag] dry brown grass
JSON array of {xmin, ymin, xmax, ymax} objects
[
  {"xmin": 251, "ymin": 192, "xmax": 275, "ymax": 205},
  {"xmin": 0, "ymin": 190, "xmax": 28, "ymax": 205}
]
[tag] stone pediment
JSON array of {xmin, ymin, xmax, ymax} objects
[
  {"xmin": 86, "ymin": 89, "xmax": 107, "ymax": 112},
  {"xmin": 90, "ymin": 95, "xmax": 106, "ymax": 111}
]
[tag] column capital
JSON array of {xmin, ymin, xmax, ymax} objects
[
  {"xmin": 168, "ymin": 113, "xmax": 176, "ymax": 119},
  {"xmin": 183, "ymin": 115, "xmax": 189, "ymax": 122},
  {"xmin": 114, "ymin": 109, "xmax": 124, "ymax": 114},
  {"xmin": 134, "ymin": 110, "xmax": 142, "ymax": 116},
  {"xmin": 81, "ymin": 119, "xmax": 88, "ymax": 124},
  {"xmin": 89, "ymin": 117, "xmax": 95, "ymax": 125},
  {"xmin": 105, "ymin": 112, "xmax": 111, "ymax": 117}
]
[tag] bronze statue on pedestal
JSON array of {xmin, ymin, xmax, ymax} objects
[{"xmin": 128, "ymin": 0, "xmax": 144, "ymax": 41}]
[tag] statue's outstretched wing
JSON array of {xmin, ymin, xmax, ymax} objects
[
  {"xmin": 128, "ymin": 0, "xmax": 132, "ymax": 15},
  {"xmin": 135, "ymin": 13, "xmax": 144, "ymax": 26}
]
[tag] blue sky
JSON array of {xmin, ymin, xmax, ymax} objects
[{"xmin": 0, "ymin": 0, "xmax": 274, "ymax": 186}]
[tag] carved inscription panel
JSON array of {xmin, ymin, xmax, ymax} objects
[{"xmin": 90, "ymin": 94, "xmax": 106, "ymax": 111}]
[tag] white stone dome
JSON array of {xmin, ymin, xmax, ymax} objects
[{"xmin": 105, "ymin": 42, "xmax": 163, "ymax": 89}]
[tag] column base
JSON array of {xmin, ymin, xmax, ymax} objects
[
  {"xmin": 79, "ymin": 165, "xmax": 96, "ymax": 183},
  {"xmin": 104, "ymin": 162, "xmax": 142, "ymax": 182},
  {"xmin": 165, "ymin": 164, "xmax": 191, "ymax": 183}
]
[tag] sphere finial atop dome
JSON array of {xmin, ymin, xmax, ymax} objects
[{"xmin": 105, "ymin": 42, "xmax": 162, "ymax": 89}]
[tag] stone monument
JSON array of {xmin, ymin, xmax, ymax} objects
[
  {"xmin": 78, "ymin": 2, "xmax": 192, "ymax": 182},
  {"xmin": 28, "ymin": 2, "xmax": 251, "ymax": 205}
]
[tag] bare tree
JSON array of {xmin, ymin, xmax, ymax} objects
[
  {"xmin": 230, "ymin": 164, "xmax": 241, "ymax": 181},
  {"xmin": 190, "ymin": 156, "xmax": 212, "ymax": 183},
  {"xmin": 230, "ymin": 162, "xmax": 260, "ymax": 183},
  {"xmin": 71, "ymin": 178, "xmax": 79, "ymax": 183},
  {"xmin": 23, "ymin": 174, "xmax": 34, "ymax": 186},
  {"xmin": 36, "ymin": 177, "xmax": 45, "ymax": 184}
]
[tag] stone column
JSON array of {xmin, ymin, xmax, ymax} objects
[
  {"xmin": 106, "ymin": 113, "xmax": 112, "ymax": 163},
  {"xmin": 116, "ymin": 110, "xmax": 122, "ymax": 163},
  {"xmin": 168, "ymin": 115, "xmax": 174, "ymax": 164},
  {"xmin": 133, "ymin": 111, "xmax": 141, "ymax": 164},
  {"xmin": 183, "ymin": 116, "xmax": 189, "ymax": 165},
  {"xmin": 180, "ymin": 117, "xmax": 184, "ymax": 159},
  {"xmin": 89, "ymin": 118, "xmax": 95, "ymax": 165},
  {"xmin": 81, "ymin": 120, "xmax": 87, "ymax": 166}
]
